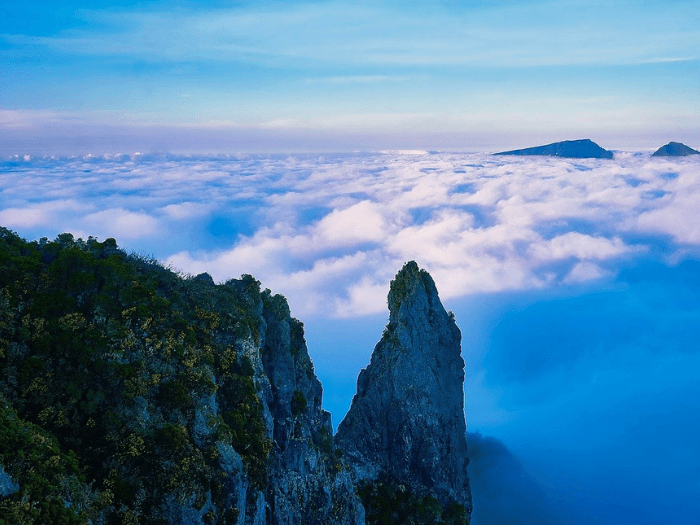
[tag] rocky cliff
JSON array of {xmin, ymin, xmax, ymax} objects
[
  {"xmin": 0, "ymin": 228, "xmax": 363, "ymax": 524},
  {"xmin": 0, "ymin": 229, "xmax": 469, "ymax": 524},
  {"xmin": 336, "ymin": 261, "xmax": 472, "ymax": 524},
  {"xmin": 257, "ymin": 290, "xmax": 363, "ymax": 525}
]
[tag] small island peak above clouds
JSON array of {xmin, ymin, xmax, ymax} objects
[
  {"xmin": 494, "ymin": 139, "xmax": 614, "ymax": 159},
  {"xmin": 651, "ymin": 141, "xmax": 700, "ymax": 157}
]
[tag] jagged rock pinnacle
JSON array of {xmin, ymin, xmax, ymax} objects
[{"xmin": 336, "ymin": 261, "xmax": 472, "ymax": 521}]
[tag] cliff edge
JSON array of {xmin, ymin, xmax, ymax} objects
[{"xmin": 0, "ymin": 228, "xmax": 364, "ymax": 525}]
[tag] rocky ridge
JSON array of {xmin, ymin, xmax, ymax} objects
[{"xmin": 0, "ymin": 228, "xmax": 364, "ymax": 524}]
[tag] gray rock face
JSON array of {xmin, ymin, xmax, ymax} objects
[
  {"xmin": 336, "ymin": 262, "xmax": 472, "ymax": 520},
  {"xmin": 160, "ymin": 280, "xmax": 364, "ymax": 525},
  {"xmin": 0, "ymin": 229, "xmax": 472, "ymax": 524},
  {"xmin": 259, "ymin": 290, "xmax": 365, "ymax": 525}
]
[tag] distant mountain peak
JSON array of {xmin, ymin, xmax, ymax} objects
[
  {"xmin": 651, "ymin": 142, "xmax": 700, "ymax": 157},
  {"xmin": 494, "ymin": 139, "xmax": 614, "ymax": 159}
]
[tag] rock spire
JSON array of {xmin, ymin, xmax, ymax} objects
[{"xmin": 336, "ymin": 261, "xmax": 472, "ymax": 522}]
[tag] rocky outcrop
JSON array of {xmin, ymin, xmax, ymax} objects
[
  {"xmin": 651, "ymin": 141, "xmax": 699, "ymax": 157},
  {"xmin": 495, "ymin": 139, "xmax": 614, "ymax": 159},
  {"xmin": 156, "ymin": 278, "xmax": 365, "ymax": 525},
  {"xmin": 336, "ymin": 262, "xmax": 472, "ymax": 523}
]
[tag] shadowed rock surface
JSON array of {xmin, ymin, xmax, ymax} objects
[
  {"xmin": 651, "ymin": 142, "xmax": 700, "ymax": 157},
  {"xmin": 336, "ymin": 261, "xmax": 472, "ymax": 523},
  {"xmin": 258, "ymin": 290, "xmax": 364, "ymax": 525},
  {"xmin": 494, "ymin": 139, "xmax": 614, "ymax": 159}
]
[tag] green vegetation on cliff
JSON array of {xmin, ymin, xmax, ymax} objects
[
  {"xmin": 359, "ymin": 475, "xmax": 469, "ymax": 525},
  {"xmin": 0, "ymin": 227, "xmax": 272, "ymax": 524}
]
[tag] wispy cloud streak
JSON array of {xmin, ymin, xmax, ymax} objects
[{"xmin": 2, "ymin": 1, "xmax": 698, "ymax": 68}]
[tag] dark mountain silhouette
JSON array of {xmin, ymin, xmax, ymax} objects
[
  {"xmin": 651, "ymin": 142, "xmax": 700, "ymax": 157},
  {"xmin": 467, "ymin": 432, "xmax": 599, "ymax": 525},
  {"xmin": 495, "ymin": 139, "xmax": 614, "ymax": 159}
]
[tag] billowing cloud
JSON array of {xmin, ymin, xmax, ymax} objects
[
  {"xmin": 82, "ymin": 208, "xmax": 161, "ymax": 240},
  {"xmin": 0, "ymin": 200, "xmax": 93, "ymax": 230},
  {"xmin": 635, "ymin": 192, "xmax": 700, "ymax": 244},
  {"xmin": 314, "ymin": 200, "xmax": 388, "ymax": 246},
  {"xmin": 528, "ymin": 232, "xmax": 632, "ymax": 261},
  {"xmin": 1, "ymin": 151, "xmax": 700, "ymax": 317},
  {"xmin": 160, "ymin": 202, "xmax": 214, "ymax": 220},
  {"xmin": 563, "ymin": 261, "xmax": 609, "ymax": 283},
  {"xmin": 0, "ymin": 206, "xmax": 48, "ymax": 228}
]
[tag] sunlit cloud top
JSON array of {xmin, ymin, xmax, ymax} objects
[{"xmin": 3, "ymin": 151, "xmax": 699, "ymax": 317}]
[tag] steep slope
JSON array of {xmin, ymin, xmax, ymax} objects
[
  {"xmin": 651, "ymin": 141, "xmax": 700, "ymax": 157},
  {"xmin": 0, "ymin": 230, "xmax": 476, "ymax": 524},
  {"xmin": 494, "ymin": 139, "xmax": 614, "ymax": 159},
  {"xmin": 336, "ymin": 261, "xmax": 472, "ymax": 524}
]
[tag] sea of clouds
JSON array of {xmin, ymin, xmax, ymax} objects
[
  {"xmin": 2, "ymin": 150, "xmax": 698, "ymax": 318},
  {"xmin": 3, "ymin": 150, "xmax": 700, "ymax": 524}
]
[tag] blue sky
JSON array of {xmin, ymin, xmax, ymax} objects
[{"xmin": 2, "ymin": 0, "xmax": 700, "ymax": 153}]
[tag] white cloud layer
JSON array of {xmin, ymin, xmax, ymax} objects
[{"xmin": 2, "ymin": 151, "xmax": 700, "ymax": 317}]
